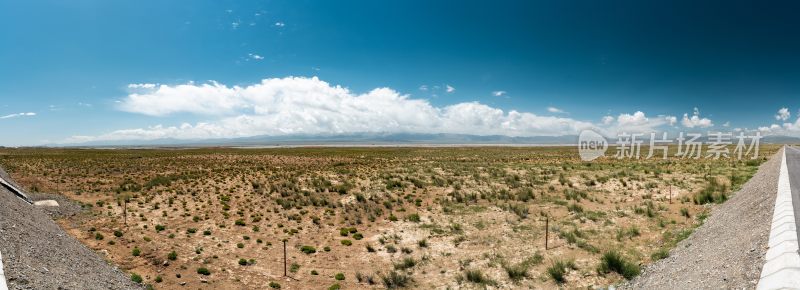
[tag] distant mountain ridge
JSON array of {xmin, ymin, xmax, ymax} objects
[{"xmin": 38, "ymin": 132, "xmax": 800, "ymax": 148}]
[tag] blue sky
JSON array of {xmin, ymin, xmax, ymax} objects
[{"xmin": 2, "ymin": 0, "xmax": 800, "ymax": 145}]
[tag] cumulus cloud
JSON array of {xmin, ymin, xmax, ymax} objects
[
  {"xmin": 547, "ymin": 107, "xmax": 565, "ymax": 114},
  {"xmin": 613, "ymin": 111, "xmax": 672, "ymax": 132},
  {"xmin": 67, "ymin": 77, "xmax": 617, "ymax": 142},
  {"xmin": 445, "ymin": 85, "xmax": 455, "ymax": 93},
  {"xmin": 0, "ymin": 112, "xmax": 36, "ymax": 119},
  {"xmin": 70, "ymin": 77, "xmax": 689, "ymax": 143},
  {"xmin": 492, "ymin": 91, "xmax": 506, "ymax": 97},
  {"xmin": 776, "ymin": 107, "xmax": 791, "ymax": 121},
  {"xmin": 680, "ymin": 107, "xmax": 713, "ymax": 128},
  {"xmin": 248, "ymin": 53, "xmax": 264, "ymax": 60},
  {"xmin": 666, "ymin": 115, "xmax": 677, "ymax": 126}
]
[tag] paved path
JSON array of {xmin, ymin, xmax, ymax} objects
[{"xmin": 759, "ymin": 146, "xmax": 800, "ymax": 289}]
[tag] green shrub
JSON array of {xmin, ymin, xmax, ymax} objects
[
  {"xmin": 382, "ymin": 271, "xmax": 411, "ymax": 289},
  {"xmin": 597, "ymin": 251, "xmax": 640, "ymax": 279},
  {"xmin": 353, "ymin": 233, "xmax": 364, "ymax": 240},
  {"xmin": 197, "ymin": 267, "xmax": 211, "ymax": 275},
  {"xmin": 301, "ymin": 245, "xmax": 317, "ymax": 254},
  {"xmin": 341, "ymin": 239, "xmax": 352, "ymax": 246},
  {"xmin": 155, "ymin": 225, "xmax": 165, "ymax": 232},
  {"xmin": 335, "ymin": 273, "xmax": 345, "ymax": 280},
  {"xmin": 154, "ymin": 275, "xmax": 162, "ymax": 283},
  {"xmin": 95, "ymin": 233, "xmax": 104, "ymax": 240},
  {"xmin": 394, "ymin": 257, "xmax": 416, "ymax": 270},
  {"xmin": 167, "ymin": 251, "xmax": 177, "ymax": 260},
  {"xmin": 547, "ymin": 260, "xmax": 575, "ymax": 284},
  {"xmin": 131, "ymin": 273, "xmax": 143, "ymax": 284},
  {"xmin": 239, "ymin": 258, "xmax": 248, "ymax": 266},
  {"xmin": 269, "ymin": 281, "xmax": 281, "ymax": 289},
  {"xmin": 114, "ymin": 230, "xmax": 123, "ymax": 237},
  {"xmin": 503, "ymin": 263, "xmax": 529, "ymax": 281},
  {"xmin": 651, "ymin": 248, "xmax": 669, "ymax": 261},
  {"xmin": 132, "ymin": 247, "xmax": 141, "ymax": 257},
  {"xmin": 464, "ymin": 269, "xmax": 495, "ymax": 285},
  {"xmin": 328, "ymin": 284, "xmax": 341, "ymax": 290}
]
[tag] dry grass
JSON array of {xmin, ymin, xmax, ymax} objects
[{"xmin": 0, "ymin": 145, "xmax": 778, "ymax": 289}]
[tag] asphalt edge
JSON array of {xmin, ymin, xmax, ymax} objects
[{"xmin": 757, "ymin": 146, "xmax": 800, "ymax": 289}]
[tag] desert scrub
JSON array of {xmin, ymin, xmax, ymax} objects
[
  {"xmin": 131, "ymin": 273, "xmax": 143, "ymax": 284},
  {"xmin": 131, "ymin": 247, "xmax": 141, "ymax": 257},
  {"xmin": 394, "ymin": 257, "xmax": 416, "ymax": 270},
  {"xmin": 269, "ymin": 282, "xmax": 281, "ymax": 289},
  {"xmin": 464, "ymin": 269, "xmax": 496, "ymax": 286},
  {"xmin": 335, "ymin": 272, "xmax": 345, "ymax": 280},
  {"xmin": 651, "ymin": 248, "xmax": 669, "ymax": 261},
  {"xmin": 197, "ymin": 267, "xmax": 211, "ymax": 275},
  {"xmin": 167, "ymin": 251, "xmax": 178, "ymax": 260},
  {"xmin": 301, "ymin": 245, "xmax": 317, "ymax": 254},
  {"xmin": 597, "ymin": 251, "xmax": 640, "ymax": 279},
  {"xmin": 382, "ymin": 271, "xmax": 411, "ymax": 289},
  {"xmin": 547, "ymin": 259, "xmax": 576, "ymax": 284}
]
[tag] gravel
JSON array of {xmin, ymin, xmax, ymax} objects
[
  {"xmin": 620, "ymin": 149, "xmax": 781, "ymax": 290},
  {"xmin": 0, "ymin": 167, "xmax": 141, "ymax": 290}
]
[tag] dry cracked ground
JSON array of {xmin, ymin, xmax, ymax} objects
[{"xmin": 0, "ymin": 145, "xmax": 781, "ymax": 289}]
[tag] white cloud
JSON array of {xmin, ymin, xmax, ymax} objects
[
  {"xmin": 680, "ymin": 107, "xmax": 713, "ymax": 128},
  {"xmin": 1, "ymin": 112, "xmax": 36, "ymax": 119},
  {"xmin": 445, "ymin": 85, "xmax": 455, "ymax": 93},
  {"xmin": 231, "ymin": 21, "xmax": 241, "ymax": 29},
  {"xmin": 492, "ymin": 91, "xmax": 506, "ymax": 97},
  {"xmin": 606, "ymin": 111, "xmax": 675, "ymax": 135},
  {"xmin": 419, "ymin": 85, "xmax": 428, "ymax": 91},
  {"xmin": 776, "ymin": 107, "xmax": 791, "ymax": 121},
  {"xmin": 666, "ymin": 116, "xmax": 677, "ymax": 126},
  {"xmin": 128, "ymin": 83, "xmax": 157, "ymax": 89},
  {"xmin": 71, "ymin": 77, "xmax": 611, "ymax": 142},
  {"xmin": 71, "ymin": 77, "xmax": 693, "ymax": 144},
  {"xmin": 275, "ymin": 22, "xmax": 285, "ymax": 27},
  {"xmin": 547, "ymin": 107, "xmax": 565, "ymax": 114},
  {"xmin": 722, "ymin": 121, "xmax": 730, "ymax": 127},
  {"xmin": 248, "ymin": 53, "xmax": 264, "ymax": 60}
]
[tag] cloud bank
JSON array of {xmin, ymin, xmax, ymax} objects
[{"xmin": 66, "ymin": 77, "xmax": 698, "ymax": 143}]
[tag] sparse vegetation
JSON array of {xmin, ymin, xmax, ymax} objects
[
  {"xmin": 0, "ymin": 145, "xmax": 774, "ymax": 289},
  {"xmin": 597, "ymin": 251, "xmax": 640, "ymax": 279}
]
